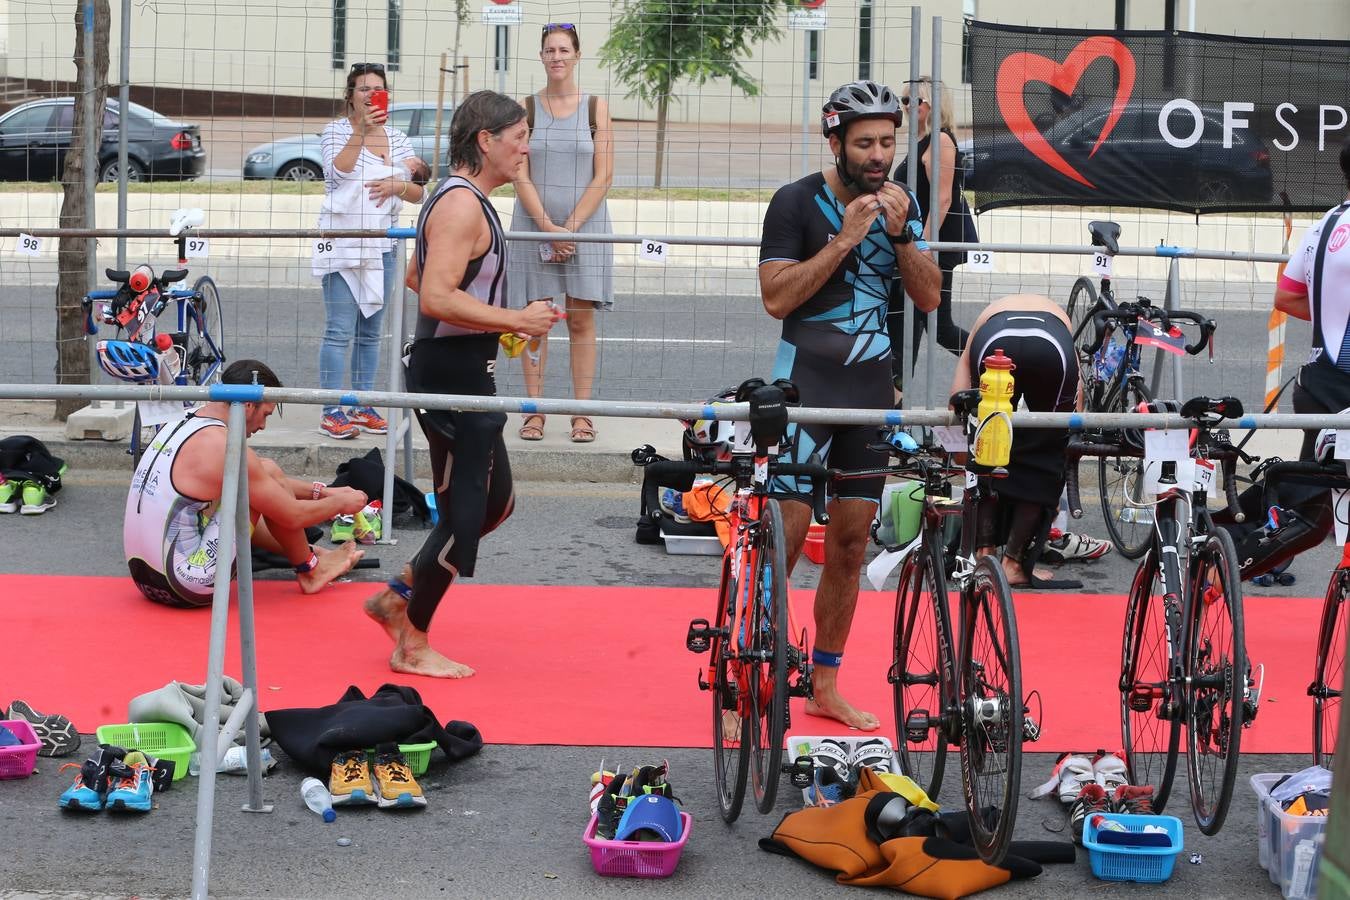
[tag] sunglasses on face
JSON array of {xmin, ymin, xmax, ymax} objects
[
  {"xmin": 542, "ymin": 22, "xmax": 576, "ymax": 33},
  {"xmin": 350, "ymin": 62, "xmax": 386, "ymax": 74}
]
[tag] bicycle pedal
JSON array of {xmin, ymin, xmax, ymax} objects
[
  {"xmin": 686, "ymin": 618, "xmax": 714, "ymax": 653},
  {"xmin": 904, "ymin": 709, "xmax": 932, "ymax": 744},
  {"xmin": 1022, "ymin": 716, "xmax": 1041, "ymax": 743},
  {"xmin": 786, "ymin": 756, "xmax": 814, "ymax": 789}
]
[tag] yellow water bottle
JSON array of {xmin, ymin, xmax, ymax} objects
[{"xmin": 973, "ymin": 349, "xmax": 1015, "ymax": 469}]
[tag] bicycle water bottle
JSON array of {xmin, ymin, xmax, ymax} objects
[
  {"xmin": 300, "ymin": 777, "xmax": 336, "ymax": 822},
  {"xmin": 154, "ymin": 333, "xmax": 181, "ymax": 382},
  {"xmin": 128, "ymin": 264, "xmax": 154, "ymax": 294},
  {"xmin": 973, "ymin": 349, "xmax": 1015, "ymax": 469}
]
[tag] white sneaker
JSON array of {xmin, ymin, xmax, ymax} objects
[
  {"xmin": 1030, "ymin": 752, "xmax": 1096, "ymax": 803},
  {"xmin": 1092, "ymin": 750, "xmax": 1131, "ymax": 793}
]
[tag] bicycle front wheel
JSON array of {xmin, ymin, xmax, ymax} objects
[
  {"xmin": 710, "ymin": 552, "xmax": 749, "ymax": 823},
  {"xmin": 188, "ymin": 275, "xmax": 225, "ymax": 384},
  {"xmin": 748, "ymin": 499, "xmax": 789, "ymax": 814},
  {"xmin": 1186, "ymin": 528, "xmax": 1245, "ymax": 835},
  {"xmin": 1120, "ymin": 552, "xmax": 1180, "ymax": 811},
  {"xmin": 958, "ymin": 556, "xmax": 1022, "ymax": 866},
  {"xmin": 1313, "ymin": 568, "xmax": 1347, "ymax": 770},
  {"xmin": 1098, "ymin": 379, "xmax": 1153, "ymax": 559},
  {"xmin": 1066, "ymin": 276, "xmax": 1100, "ymax": 396},
  {"xmin": 891, "ymin": 536, "xmax": 953, "ymax": 798}
]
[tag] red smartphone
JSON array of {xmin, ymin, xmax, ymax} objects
[{"xmin": 369, "ymin": 89, "xmax": 389, "ymax": 116}]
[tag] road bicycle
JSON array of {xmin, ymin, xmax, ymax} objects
[
  {"xmin": 1066, "ymin": 221, "xmax": 1217, "ymax": 558},
  {"xmin": 633, "ymin": 377, "xmax": 829, "ymax": 822},
  {"xmin": 1252, "ymin": 458, "xmax": 1350, "ymax": 769},
  {"xmin": 82, "ymin": 209, "xmax": 225, "ymax": 465},
  {"xmin": 864, "ymin": 389, "xmax": 1030, "ymax": 865},
  {"xmin": 1067, "ymin": 395, "xmax": 1260, "ymax": 835}
]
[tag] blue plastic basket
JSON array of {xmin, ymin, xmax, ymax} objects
[{"xmin": 1083, "ymin": 812, "xmax": 1185, "ymax": 883}]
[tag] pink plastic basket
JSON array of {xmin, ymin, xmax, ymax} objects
[
  {"xmin": 582, "ymin": 811, "xmax": 692, "ymax": 878},
  {"xmin": 0, "ymin": 719, "xmax": 41, "ymax": 780}
]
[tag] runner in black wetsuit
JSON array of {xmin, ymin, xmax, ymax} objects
[
  {"xmin": 951, "ymin": 295, "xmax": 1080, "ymax": 588},
  {"xmin": 759, "ymin": 80, "xmax": 941, "ymax": 731},
  {"xmin": 363, "ymin": 91, "xmax": 563, "ymax": 679}
]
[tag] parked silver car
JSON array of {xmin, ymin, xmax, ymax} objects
[{"xmin": 243, "ymin": 103, "xmax": 454, "ymax": 181}]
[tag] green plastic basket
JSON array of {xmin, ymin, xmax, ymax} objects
[
  {"xmin": 364, "ymin": 741, "xmax": 437, "ymax": 776},
  {"xmin": 96, "ymin": 721, "xmax": 195, "ymax": 781}
]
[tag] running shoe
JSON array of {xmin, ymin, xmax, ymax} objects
[
  {"xmin": 658, "ymin": 487, "xmax": 691, "ymax": 524},
  {"xmin": 372, "ymin": 745, "xmax": 427, "ymax": 809},
  {"xmin": 0, "ymin": 479, "xmax": 17, "ymax": 514},
  {"xmin": 1110, "ymin": 784, "xmax": 1156, "ymax": 815},
  {"xmin": 352, "ymin": 502, "xmax": 383, "ymax": 544},
  {"xmin": 848, "ymin": 738, "xmax": 897, "ymax": 778},
  {"xmin": 19, "ymin": 481, "xmax": 55, "ymax": 515},
  {"xmin": 320, "ymin": 410, "xmax": 358, "ymax": 440},
  {"xmin": 6, "ymin": 699, "xmax": 80, "ymax": 757},
  {"xmin": 1042, "ymin": 529, "xmax": 1111, "ymax": 564},
  {"xmin": 105, "ymin": 751, "xmax": 154, "ymax": 812},
  {"xmin": 328, "ymin": 750, "xmax": 377, "ymax": 806},
  {"xmin": 1069, "ymin": 783, "xmax": 1112, "ymax": 845},
  {"xmin": 1092, "ymin": 750, "xmax": 1131, "ymax": 793},
  {"xmin": 1030, "ymin": 752, "xmax": 1095, "ymax": 804},
  {"xmin": 58, "ymin": 746, "xmax": 125, "ymax": 812},
  {"xmin": 347, "ymin": 406, "xmax": 388, "ymax": 435},
  {"xmin": 331, "ymin": 515, "xmax": 356, "ymax": 543}
]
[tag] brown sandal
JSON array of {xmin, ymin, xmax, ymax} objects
[
  {"xmin": 569, "ymin": 416, "xmax": 596, "ymax": 443},
  {"xmin": 518, "ymin": 414, "xmax": 546, "ymax": 441}
]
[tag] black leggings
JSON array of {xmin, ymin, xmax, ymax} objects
[
  {"xmin": 890, "ymin": 266, "xmax": 969, "ymax": 391},
  {"xmin": 405, "ymin": 334, "xmax": 515, "ymax": 633}
]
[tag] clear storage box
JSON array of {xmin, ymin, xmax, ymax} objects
[{"xmin": 1250, "ymin": 773, "xmax": 1329, "ymax": 900}]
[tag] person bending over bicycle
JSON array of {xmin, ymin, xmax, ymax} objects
[
  {"xmin": 123, "ymin": 360, "xmax": 369, "ymax": 608},
  {"xmin": 1216, "ymin": 137, "xmax": 1350, "ymax": 577},
  {"xmin": 950, "ymin": 295, "xmax": 1081, "ymax": 588},
  {"xmin": 759, "ymin": 80, "xmax": 941, "ymax": 731}
]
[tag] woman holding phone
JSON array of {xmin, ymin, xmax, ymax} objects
[
  {"xmin": 510, "ymin": 22, "xmax": 614, "ymax": 443},
  {"xmin": 313, "ymin": 62, "xmax": 424, "ymax": 440}
]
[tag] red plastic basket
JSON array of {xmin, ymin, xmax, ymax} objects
[
  {"xmin": 582, "ymin": 812, "xmax": 692, "ymax": 878},
  {"xmin": 0, "ymin": 719, "xmax": 41, "ymax": 780}
]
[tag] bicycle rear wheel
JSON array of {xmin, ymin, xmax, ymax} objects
[
  {"xmin": 1186, "ymin": 528, "xmax": 1245, "ymax": 835},
  {"xmin": 891, "ymin": 536, "xmax": 952, "ymax": 798},
  {"xmin": 187, "ymin": 275, "xmax": 225, "ymax": 385},
  {"xmin": 1098, "ymin": 378, "xmax": 1152, "ymax": 559},
  {"xmin": 1066, "ymin": 276, "xmax": 1100, "ymax": 396},
  {"xmin": 1313, "ymin": 568, "xmax": 1347, "ymax": 770},
  {"xmin": 958, "ymin": 556, "xmax": 1022, "ymax": 866},
  {"xmin": 711, "ymin": 552, "xmax": 749, "ymax": 823},
  {"xmin": 1120, "ymin": 552, "xmax": 1180, "ymax": 811},
  {"xmin": 748, "ymin": 499, "xmax": 789, "ymax": 814}
]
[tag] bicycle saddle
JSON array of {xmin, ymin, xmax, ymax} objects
[
  {"xmin": 746, "ymin": 382, "xmax": 794, "ymax": 452},
  {"xmin": 949, "ymin": 389, "xmax": 982, "ymax": 417},
  {"xmin": 169, "ymin": 207, "xmax": 205, "ymax": 236},
  {"xmin": 735, "ymin": 377, "xmax": 799, "ymax": 405},
  {"xmin": 1088, "ymin": 220, "xmax": 1120, "ymax": 255},
  {"xmin": 1180, "ymin": 396, "xmax": 1243, "ymax": 422}
]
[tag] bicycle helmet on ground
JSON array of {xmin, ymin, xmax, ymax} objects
[
  {"xmin": 821, "ymin": 80, "xmax": 902, "ymax": 138},
  {"xmin": 681, "ymin": 386, "xmax": 738, "ymax": 462},
  {"xmin": 96, "ymin": 339, "xmax": 161, "ymax": 384}
]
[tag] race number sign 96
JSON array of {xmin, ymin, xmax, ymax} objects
[{"xmin": 315, "ymin": 239, "xmax": 335, "ymax": 258}]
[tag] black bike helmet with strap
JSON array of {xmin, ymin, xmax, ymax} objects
[{"xmin": 821, "ymin": 80, "xmax": 902, "ymax": 138}]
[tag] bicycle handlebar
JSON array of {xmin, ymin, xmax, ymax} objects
[
  {"xmin": 1064, "ymin": 433, "xmax": 1244, "ymax": 522},
  {"xmin": 1086, "ymin": 304, "xmax": 1216, "ymax": 358}
]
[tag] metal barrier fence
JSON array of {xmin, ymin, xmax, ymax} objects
[{"xmin": 6, "ymin": 377, "xmax": 1350, "ymax": 899}]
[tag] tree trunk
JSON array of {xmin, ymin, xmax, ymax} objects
[
  {"xmin": 653, "ymin": 90, "xmax": 669, "ymax": 190},
  {"xmin": 54, "ymin": 0, "xmax": 110, "ymax": 420}
]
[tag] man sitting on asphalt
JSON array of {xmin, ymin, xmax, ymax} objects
[{"xmin": 123, "ymin": 359, "xmax": 369, "ymax": 608}]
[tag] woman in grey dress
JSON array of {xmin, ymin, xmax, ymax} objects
[{"xmin": 510, "ymin": 22, "xmax": 614, "ymax": 443}]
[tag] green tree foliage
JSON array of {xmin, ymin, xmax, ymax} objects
[{"xmin": 599, "ymin": 0, "xmax": 788, "ymax": 187}]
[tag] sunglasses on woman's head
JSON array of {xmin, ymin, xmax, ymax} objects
[
  {"xmin": 542, "ymin": 22, "xmax": 576, "ymax": 33},
  {"xmin": 350, "ymin": 62, "xmax": 386, "ymax": 73}
]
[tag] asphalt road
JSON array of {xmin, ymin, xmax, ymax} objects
[
  {"xmin": 0, "ymin": 475, "xmax": 1330, "ymax": 899},
  {"xmin": 0, "ymin": 278, "xmax": 1311, "ymax": 411}
]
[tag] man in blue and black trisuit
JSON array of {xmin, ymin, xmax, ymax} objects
[{"xmin": 758, "ymin": 80, "xmax": 941, "ymax": 730}]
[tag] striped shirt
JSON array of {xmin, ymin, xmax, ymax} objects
[{"xmin": 319, "ymin": 118, "xmax": 415, "ymax": 229}]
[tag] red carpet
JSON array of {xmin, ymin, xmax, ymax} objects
[{"xmin": 0, "ymin": 574, "xmax": 1321, "ymax": 752}]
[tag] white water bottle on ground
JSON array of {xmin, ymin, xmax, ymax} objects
[{"xmin": 301, "ymin": 777, "xmax": 336, "ymax": 822}]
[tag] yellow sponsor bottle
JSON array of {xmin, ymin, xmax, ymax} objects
[{"xmin": 973, "ymin": 348, "xmax": 1015, "ymax": 469}]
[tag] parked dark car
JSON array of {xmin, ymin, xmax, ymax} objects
[
  {"xmin": 966, "ymin": 100, "xmax": 1273, "ymax": 211},
  {"xmin": 0, "ymin": 97, "xmax": 205, "ymax": 182},
  {"xmin": 243, "ymin": 102, "xmax": 454, "ymax": 180}
]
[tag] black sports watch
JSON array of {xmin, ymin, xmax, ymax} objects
[{"xmin": 891, "ymin": 226, "xmax": 913, "ymax": 246}]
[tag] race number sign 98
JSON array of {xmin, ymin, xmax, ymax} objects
[{"xmin": 16, "ymin": 233, "xmax": 42, "ymax": 256}]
